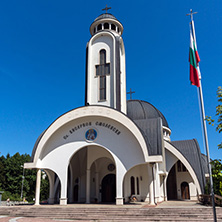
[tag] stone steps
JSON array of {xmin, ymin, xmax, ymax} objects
[{"xmin": 0, "ymin": 206, "xmax": 221, "ymax": 221}]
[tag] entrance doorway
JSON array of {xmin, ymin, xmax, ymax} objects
[
  {"xmin": 167, "ymin": 165, "xmax": 177, "ymax": 200},
  {"xmin": 101, "ymin": 174, "xmax": 116, "ymax": 203},
  {"xmin": 181, "ymin": 182, "xmax": 190, "ymax": 199}
]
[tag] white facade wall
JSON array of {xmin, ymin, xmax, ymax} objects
[
  {"xmin": 87, "ymin": 34, "xmax": 113, "ymax": 107},
  {"xmin": 119, "ymin": 38, "xmax": 126, "ymax": 113},
  {"xmin": 176, "ymin": 171, "xmax": 198, "ymax": 200},
  {"xmin": 86, "ymin": 31, "xmax": 126, "ymax": 113},
  {"xmin": 25, "ymin": 106, "xmax": 153, "ymax": 205},
  {"xmin": 123, "ymin": 164, "xmax": 150, "ymax": 202}
]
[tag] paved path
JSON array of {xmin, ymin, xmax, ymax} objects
[
  {"xmin": 1, "ymin": 216, "xmax": 93, "ymax": 222},
  {"xmin": 156, "ymin": 200, "xmax": 211, "ymax": 208}
]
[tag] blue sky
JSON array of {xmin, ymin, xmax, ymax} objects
[{"xmin": 0, "ymin": 0, "xmax": 221, "ymax": 160}]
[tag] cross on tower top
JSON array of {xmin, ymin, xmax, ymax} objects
[
  {"xmin": 186, "ymin": 9, "xmax": 198, "ymax": 21},
  {"xmin": 127, "ymin": 88, "xmax": 135, "ymax": 100},
  {"xmin": 102, "ymin": 5, "xmax": 111, "ymax": 13}
]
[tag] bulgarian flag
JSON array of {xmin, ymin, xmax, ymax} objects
[{"xmin": 189, "ymin": 31, "xmax": 200, "ymax": 87}]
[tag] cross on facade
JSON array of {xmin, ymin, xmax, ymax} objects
[
  {"xmin": 96, "ymin": 49, "xmax": 110, "ymax": 100},
  {"xmin": 186, "ymin": 9, "xmax": 197, "ymax": 21},
  {"xmin": 127, "ymin": 88, "xmax": 135, "ymax": 100},
  {"xmin": 102, "ymin": 5, "xmax": 111, "ymax": 13}
]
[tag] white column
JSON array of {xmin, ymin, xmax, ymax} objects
[
  {"xmin": 115, "ymin": 158, "xmax": 127, "ymax": 205},
  {"xmin": 86, "ymin": 169, "xmax": 90, "ymax": 203},
  {"xmin": 35, "ymin": 169, "xmax": 41, "ymax": 205},
  {"xmin": 163, "ymin": 174, "xmax": 167, "ymax": 201},
  {"xmin": 116, "ymin": 168, "xmax": 124, "ymax": 205},
  {"xmin": 148, "ymin": 165, "xmax": 155, "ymax": 205},
  {"xmin": 116, "ymin": 176, "xmax": 124, "ymax": 205},
  {"xmin": 59, "ymin": 168, "xmax": 68, "ymax": 205},
  {"xmin": 155, "ymin": 164, "xmax": 160, "ymax": 202},
  {"xmin": 47, "ymin": 170, "xmax": 55, "ymax": 204},
  {"xmin": 68, "ymin": 165, "xmax": 74, "ymax": 203}
]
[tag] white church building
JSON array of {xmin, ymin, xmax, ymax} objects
[{"xmin": 24, "ymin": 11, "xmax": 207, "ymax": 206}]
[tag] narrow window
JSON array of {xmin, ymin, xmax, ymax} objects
[
  {"xmin": 104, "ymin": 23, "xmax": 109, "ymax": 29},
  {"xmin": 98, "ymin": 24, "xmax": 102, "ymax": 31},
  {"xmin": 177, "ymin": 160, "xmax": 187, "ymax": 172},
  {"xmin": 136, "ymin": 177, "xmax": 139, "ymax": 194},
  {"xmin": 177, "ymin": 160, "xmax": 182, "ymax": 172},
  {"xmin": 182, "ymin": 164, "xmax": 187, "ymax": 172},
  {"xmin": 130, "ymin": 176, "xmax": 135, "ymax": 195},
  {"xmin": 95, "ymin": 49, "xmax": 110, "ymax": 101},
  {"xmin": 111, "ymin": 24, "xmax": 116, "ymax": 31},
  {"xmin": 99, "ymin": 75, "xmax": 106, "ymax": 100}
]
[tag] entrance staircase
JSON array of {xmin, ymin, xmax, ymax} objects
[{"xmin": 0, "ymin": 204, "xmax": 222, "ymax": 221}]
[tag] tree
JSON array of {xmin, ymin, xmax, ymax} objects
[
  {"xmin": 0, "ymin": 153, "xmax": 36, "ymax": 201},
  {"xmin": 211, "ymin": 159, "xmax": 222, "ymax": 196},
  {"xmin": 205, "ymin": 87, "xmax": 222, "ymax": 198},
  {"xmin": 40, "ymin": 172, "xmax": 49, "ymax": 201},
  {"xmin": 0, "ymin": 155, "xmax": 6, "ymax": 189},
  {"xmin": 0, "ymin": 153, "xmax": 50, "ymax": 202},
  {"xmin": 206, "ymin": 86, "xmax": 222, "ymax": 149}
]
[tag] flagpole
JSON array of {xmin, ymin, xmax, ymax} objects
[
  {"xmin": 198, "ymin": 81, "xmax": 217, "ymax": 222},
  {"xmin": 187, "ymin": 9, "xmax": 217, "ymax": 222}
]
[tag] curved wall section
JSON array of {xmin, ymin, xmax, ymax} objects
[
  {"xmin": 164, "ymin": 141, "xmax": 202, "ymax": 195},
  {"xmin": 26, "ymin": 106, "xmax": 150, "ymax": 171}
]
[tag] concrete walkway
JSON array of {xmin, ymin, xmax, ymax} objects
[{"xmin": 156, "ymin": 200, "xmax": 211, "ymax": 208}]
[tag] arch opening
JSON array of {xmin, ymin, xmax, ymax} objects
[
  {"xmin": 166, "ymin": 160, "xmax": 196, "ymax": 200},
  {"xmin": 67, "ymin": 145, "xmax": 117, "ymax": 204},
  {"xmin": 43, "ymin": 169, "xmax": 61, "ymax": 204}
]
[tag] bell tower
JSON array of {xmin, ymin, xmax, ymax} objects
[{"xmin": 85, "ymin": 9, "xmax": 126, "ymax": 114}]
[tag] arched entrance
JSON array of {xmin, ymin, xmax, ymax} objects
[
  {"xmin": 101, "ymin": 174, "xmax": 116, "ymax": 203},
  {"xmin": 26, "ymin": 106, "xmax": 149, "ymax": 205},
  {"xmin": 67, "ymin": 146, "xmax": 117, "ymax": 204},
  {"xmin": 166, "ymin": 165, "xmax": 177, "ymax": 200},
  {"xmin": 181, "ymin": 182, "xmax": 190, "ymax": 200}
]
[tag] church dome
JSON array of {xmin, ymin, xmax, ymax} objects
[
  {"xmin": 90, "ymin": 13, "xmax": 123, "ymax": 36},
  {"xmin": 127, "ymin": 100, "xmax": 169, "ymax": 128},
  {"xmin": 94, "ymin": 13, "xmax": 118, "ymax": 22}
]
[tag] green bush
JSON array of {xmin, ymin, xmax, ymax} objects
[{"xmin": 2, "ymin": 190, "xmax": 21, "ymax": 201}]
